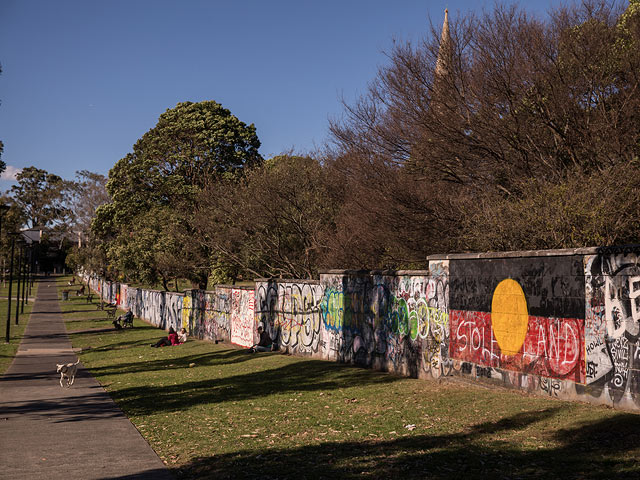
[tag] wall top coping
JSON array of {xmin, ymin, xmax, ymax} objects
[
  {"xmin": 427, "ymin": 246, "xmax": 605, "ymax": 260},
  {"xmin": 216, "ymin": 284, "xmax": 257, "ymax": 290},
  {"xmin": 318, "ymin": 269, "xmax": 430, "ymax": 276},
  {"xmin": 254, "ymin": 278, "xmax": 322, "ymax": 285},
  {"xmin": 184, "ymin": 285, "xmax": 255, "ymax": 293}
]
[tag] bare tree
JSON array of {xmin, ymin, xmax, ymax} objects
[
  {"xmin": 69, "ymin": 170, "xmax": 110, "ymax": 238},
  {"xmin": 191, "ymin": 155, "xmax": 339, "ymax": 280},
  {"xmin": 328, "ymin": 1, "xmax": 640, "ymax": 261}
]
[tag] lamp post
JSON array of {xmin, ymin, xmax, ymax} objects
[
  {"xmin": 28, "ymin": 247, "xmax": 34, "ymax": 297},
  {"xmin": 4, "ymin": 234, "xmax": 16, "ymax": 343},
  {"xmin": 14, "ymin": 241, "xmax": 23, "ymax": 325},
  {"xmin": 21, "ymin": 245, "xmax": 28, "ymax": 312}
]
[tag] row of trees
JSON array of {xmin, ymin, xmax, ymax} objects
[
  {"xmin": 0, "ymin": 168, "xmax": 108, "ymax": 273},
  {"xmin": 79, "ymin": 0, "xmax": 640, "ymax": 290}
]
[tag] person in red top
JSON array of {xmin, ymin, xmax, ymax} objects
[{"xmin": 151, "ymin": 327, "xmax": 179, "ymax": 347}]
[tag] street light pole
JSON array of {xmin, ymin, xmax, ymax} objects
[
  {"xmin": 28, "ymin": 247, "xmax": 34, "ymax": 297},
  {"xmin": 21, "ymin": 246, "xmax": 28, "ymax": 312},
  {"xmin": 14, "ymin": 242, "xmax": 22, "ymax": 325},
  {"xmin": 4, "ymin": 235, "xmax": 15, "ymax": 343}
]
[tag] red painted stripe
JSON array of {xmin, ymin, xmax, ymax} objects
[{"xmin": 449, "ymin": 310, "xmax": 585, "ymax": 384}]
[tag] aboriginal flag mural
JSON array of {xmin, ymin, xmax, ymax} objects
[{"xmin": 448, "ymin": 257, "xmax": 586, "ymax": 384}]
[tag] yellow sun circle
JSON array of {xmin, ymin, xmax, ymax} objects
[{"xmin": 491, "ymin": 279, "xmax": 529, "ymax": 355}]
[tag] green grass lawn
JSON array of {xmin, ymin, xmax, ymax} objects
[
  {"xmin": 0, "ymin": 282, "xmax": 36, "ymax": 374},
  {"xmin": 0, "ymin": 278, "xmax": 36, "ymax": 298},
  {"xmin": 58, "ymin": 276, "xmax": 640, "ymax": 479}
]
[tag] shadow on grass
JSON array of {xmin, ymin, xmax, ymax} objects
[
  {"xmin": 166, "ymin": 410, "xmax": 640, "ymax": 480},
  {"xmin": 69, "ymin": 336, "xmax": 154, "ymax": 353},
  {"xmin": 58, "ymin": 309, "xmax": 104, "ymax": 315},
  {"xmin": 87, "ymin": 345, "xmax": 262, "ymax": 370},
  {"xmin": 64, "ymin": 316, "xmax": 116, "ymax": 325},
  {"xmin": 67, "ymin": 327, "xmax": 120, "ymax": 335},
  {"xmin": 99, "ymin": 356, "xmax": 402, "ymax": 416},
  {"xmin": 95, "ymin": 468, "xmax": 172, "ymax": 480}
]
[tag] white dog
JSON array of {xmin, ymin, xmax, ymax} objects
[{"xmin": 56, "ymin": 359, "xmax": 80, "ymax": 387}]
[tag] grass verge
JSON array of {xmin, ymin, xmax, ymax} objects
[
  {"xmin": 59, "ymin": 276, "xmax": 640, "ymax": 479},
  {"xmin": 0, "ymin": 281, "xmax": 36, "ymax": 374}
]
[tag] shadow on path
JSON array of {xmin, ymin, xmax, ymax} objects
[{"xmin": 1, "ymin": 388, "xmax": 125, "ymax": 423}]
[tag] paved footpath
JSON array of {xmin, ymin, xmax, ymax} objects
[{"xmin": 0, "ymin": 278, "xmax": 173, "ymax": 480}]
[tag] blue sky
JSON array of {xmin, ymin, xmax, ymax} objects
[{"xmin": 0, "ymin": 0, "xmax": 560, "ymax": 186}]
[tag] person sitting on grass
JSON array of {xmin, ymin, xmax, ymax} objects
[
  {"xmin": 249, "ymin": 323, "xmax": 273, "ymax": 353},
  {"xmin": 151, "ymin": 327, "xmax": 179, "ymax": 347},
  {"xmin": 178, "ymin": 327, "xmax": 188, "ymax": 344}
]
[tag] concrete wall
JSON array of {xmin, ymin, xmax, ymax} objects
[
  {"xmin": 81, "ymin": 245, "xmax": 640, "ymax": 410},
  {"xmin": 582, "ymin": 252, "xmax": 640, "ymax": 409},
  {"xmin": 318, "ymin": 268, "xmax": 450, "ymax": 378},
  {"xmin": 255, "ymin": 279, "xmax": 324, "ymax": 357}
]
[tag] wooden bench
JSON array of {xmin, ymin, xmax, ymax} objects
[
  {"xmin": 121, "ymin": 314, "xmax": 134, "ymax": 328},
  {"xmin": 113, "ymin": 312, "xmax": 134, "ymax": 329},
  {"xmin": 106, "ymin": 305, "xmax": 117, "ymax": 321}
]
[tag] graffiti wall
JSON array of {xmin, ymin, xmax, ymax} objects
[
  {"xmin": 319, "ymin": 270, "xmax": 449, "ymax": 378},
  {"xmin": 140, "ymin": 290, "xmax": 165, "ymax": 328},
  {"xmin": 182, "ymin": 294, "xmax": 192, "ymax": 331},
  {"xmin": 190, "ymin": 290, "xmax": 206, "ymax": 339},
  {"xmin": 255, "ymin": 280, "xmax": 324, "ymax": 356},
  {"xmin": 211, "ymin": 286, "xmax": 233, "ymax": 342},
  {"xmin": 100, "ymin": 280, "xmax": 116, "ymax": 304},
  {"xmin": 126, "ymin": 287, "xmax": 141, "ymax": 318},
  {"xmin": 164, "ymin": 292, "xmax": 183, "ymax": 332},
  {"xmin": 82, "ymin": 246, "xmax": 640, "ymax": 411},
  {"xmin": 119, "ymin": 284, "xmax": 128, "ymax": 309},
  {"xmin": 184, "ymin": 288, "xmax": 233, "ymax": 343},
  {"xmin": 230, "ymin": 287, "xmax": 255, "ymax": 348},
  {"xmin": 448, "ymin": 257, "xmax": 586, "ymax": 385},
  {"xmin": 583, "ymin": 252, "xmax": 640, "ymax": 408}
]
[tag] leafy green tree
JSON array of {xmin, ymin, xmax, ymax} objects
[
  {"xmin": 93, "ymin": 100, "xmax": 262, "ymax": 288},
  {"xmin": 10, "ymin": 166, "xmax": 70, "ymax": 229},
  {"xmin": 0, "ymin": 194, "xmax": 25, "ymax": 266}
]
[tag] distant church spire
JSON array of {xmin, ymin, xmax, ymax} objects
[{"xmin": 435, "ymin": 8, "xmax": 451, "ymax": 78}]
